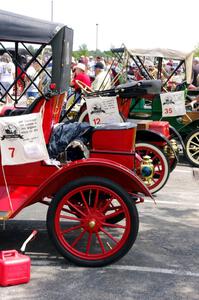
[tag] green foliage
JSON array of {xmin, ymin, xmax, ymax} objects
[
  {"xmin": 27, "ymin": 45, "xmax": 36, "ymax": 55},
  {"xmin": 194, "ymin": 44, "xmax": 199, "ymax": 57},
  {"xmin": 72, "ymin": 44, "xmax": 114, "ymax": 60}
]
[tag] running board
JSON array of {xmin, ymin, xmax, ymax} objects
[{"xmin": 0, "ymin": 211, "xmax": 11, "ymax": 220}]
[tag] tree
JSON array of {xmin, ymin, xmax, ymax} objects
[
  {"xmin": 78, "ymin": 44, "xmax": 89, "ymax": 57},
  {"xmin": 194, "ymin": 44, "xmax": 199, "ymax": 57}
]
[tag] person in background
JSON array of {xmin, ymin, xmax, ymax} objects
[
  {"xmin": 192, "ymin": 57, "xmax": 199, "ymax": 87},
  {"xmin": 92, "ymin": 62, "xmax": 111, "ymax": 91},
  {"xmin": 0, "ymin": 53, "xmax": 15, "ymax": 102},
  {"xmin": 25, "ymin": 61, "xmax": 40, "ymax": 99},
  {"xmin": 70, "ymin": 62, "xmax": 91, "ymax": 101}
]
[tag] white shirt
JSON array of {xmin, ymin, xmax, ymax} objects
[
  {"xmin": 0, "ymin": 62, "xmax": 15, "ymax": 83},
  {"xmin": 26, "ymin": 66, "xmax": 40, "ymax": 92},
  {"xmin": 92, "ymin": 70, "xmax": 111, "ymax": 91}
]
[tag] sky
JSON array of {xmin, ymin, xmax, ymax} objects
[{"xmin": 0, "ymin": 0, "xmax": 198, "ymax": 52}]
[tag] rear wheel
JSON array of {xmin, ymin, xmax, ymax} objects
[
  {"xmin": 185, "ymin": 129, "xmax": 199, "ymax": 167},
  {"xmin": 47, "ymin": 177, "xmax": 139, "ymax": 267},
  {"xmin": 135, "ymin": 143, "xmax": 170, "ymax": 194}
]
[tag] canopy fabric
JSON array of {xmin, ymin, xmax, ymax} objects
[
  {"xmin": 126, "ymin": 47, "xmax": 194, "ymax": 84},
  {"xmin": 0, "ymin": 10, "xmax": 65, "ymax": 44}
]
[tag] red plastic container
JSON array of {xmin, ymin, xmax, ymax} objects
[{"xmin": 0, "ymin": 250, "xmax": 30, "ymax": 286}]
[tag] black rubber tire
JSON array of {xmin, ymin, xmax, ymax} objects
[
  {"xmin": 47, "ymin": 176, "xmax": 139, "ymax": 267},
  {"xmin": 185, "ymin": 129, "xmax": 199, "ymax": 167}
]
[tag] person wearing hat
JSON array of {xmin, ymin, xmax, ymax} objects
[
  {"xmin": 70, "ymin": 63, "xmax": 91, "ymax": 103},
  {"xmin": 71, "ymin": 62, "xmax": 91, "ymax": 92},
  {"xmin": 92, "ymin": 62, "xmax": 111, "ymax": 91}
]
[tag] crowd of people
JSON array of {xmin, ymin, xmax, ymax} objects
[
  {"xmin": 0, "ymin": 50, "xmax": 199, "ymax": 106},
  {"xmin": 0, "ymin": 52, "xmax": 51, "ymax": 105}
]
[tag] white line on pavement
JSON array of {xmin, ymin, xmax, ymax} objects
[
  {"xmin": 144, "ymin": 199, "xmax": 199, "ymax": 207},
  {"xmin": 105, "ymin": 265, "xmax": 199, "ymax": 277},
  {"xmin": 31, "ymin": 262, "xmax": 199, "ymax": 278},
  {"xmin": 173, "ymin": 168, "xmax": 192, "ymax": 173}
]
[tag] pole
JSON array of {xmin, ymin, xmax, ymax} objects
[
  {"xmin": 51, "ymin": 0, "xmax": 54, "ymax": 22},
  {"xmin": 96, "ymin": 23, "xmax": 99, "ymax": 51}
]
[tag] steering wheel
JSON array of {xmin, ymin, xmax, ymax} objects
[{"xmin": 75, "ymin": 79, "xmax": 93, "ymax": 94}]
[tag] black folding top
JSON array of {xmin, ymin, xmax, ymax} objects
[{"xmin": 0, "ymin": 9, "xmax": 65, "ymax": 44}]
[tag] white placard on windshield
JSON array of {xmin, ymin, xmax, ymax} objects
[
  {"xmin": 86, "ymin": 96, "xmax": 121, "ymax": 126},
  {"xmin": 160, "ymin": 91, "xmax": 186, "ymax": 117}
]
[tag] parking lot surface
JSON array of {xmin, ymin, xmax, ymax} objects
[{"xmin": 0, "ymin": 165, "xmax": 199, "ymax": 300}]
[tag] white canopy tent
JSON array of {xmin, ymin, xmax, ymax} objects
[{"xmin": 125, "ymin": 47, "xmax": 194, "ymax": 84}]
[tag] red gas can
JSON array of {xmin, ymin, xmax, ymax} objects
[{"xmin": 0, "ymin": 250, "xmax": 30, "ymax": 286}]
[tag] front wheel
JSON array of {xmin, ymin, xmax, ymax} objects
[
  {"xmin": 185, "ymin": 129, "xmax": 199, "ymax": 167},
  {"xmin": 135, "ymin": 143, "xmax": 170, "ymax": 194},
  {"xmin": 47, "ymin": 177, "xmax": 139, "ymax": 267}
]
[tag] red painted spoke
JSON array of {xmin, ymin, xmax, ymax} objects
[
  {"xmin": 61, "ymin": 224, "xmax": 82, "ymax": 235},
  {"xmin": 67, "ymin": 201, "xmax": 86, "ymax": 217},
  {"xmin": 96, "ymin": 232, "xmax": 106, "ymax": 254},
  {"xmin": 61, "ymin": 207, "xmax": 79, "ymax": 216},
  {"xmin": 102, "ymin": 222, "xmax": 126, "ymax": 229},
  {"xmin": 100, "ymin": 227, "xmax": 118, "ymax": 243},
  {"xmin": 105, "ymin": 209, "xmax": 124, "ymax": 220},
  {"xmin": 110, "ymin": 205, "xmax": 121, "ymax": 210},
  {"xmin": 71, "ymin": 229, "xmax": 86, "ymax": 247},
  {"xmin": 60, "ymin": 214, "xmax": 82, "ymax": 221},
  {"xmin": 100, "ymin": 197, "xmax": 113, "ymax": 213},
  {"xmin": 80, "ymin": 191, "xmax": 90, "ymax": 212},
  {"xmin": 93, "ymin": 189, "xmax": 99, "ymax": 209},
  {"xmin": 86, "ymin": 232, "xmax": 92, "ymax": 254}
]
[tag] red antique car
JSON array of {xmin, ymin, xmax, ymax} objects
[{"xmin": 0, "ymin": 10, "xmax": 152, "ymax": 267}]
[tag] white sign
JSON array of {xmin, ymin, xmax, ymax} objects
[
  {"xmin": 160, "ymin": 91, "xmax": 186, "ymax": 117},
  {"xmin": 0, "ymin": 113, "xmax": 49, "ymax": 165},
  {"xmin": 86, "ymin": 96, "xmax": 121, "ymax": 126}
]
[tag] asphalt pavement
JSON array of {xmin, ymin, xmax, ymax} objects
[{"xmin": 0, "ymin": 165, "xmax": 199, "ymax": 300}]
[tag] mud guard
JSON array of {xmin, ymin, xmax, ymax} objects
[
  {"xmin": 136, "ymin": 129, "xmax": 178, "ymax": 161},
  {"xmin": 169, "ymin": 125, "xmax": 185, "ymax": 151},
  {"xmin": 11, "ymin": 158, "xmax": 152, "ymax": 217},
  {"xmin": 179, "ymin": 119, "xmax": 199, "ymax": 139}
]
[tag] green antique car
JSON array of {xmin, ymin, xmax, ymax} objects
[{"xmin": 111, "ymin": 46, "xmax": 199, "ymax": 167}]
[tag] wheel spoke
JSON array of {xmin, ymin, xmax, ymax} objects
[
  {"xmin": 61, "ymin": 224, "xmax": 82, "ymax": 235},
  {"xmin": 61, "ymin": 207, "xmax": 79, "ymax": 216},
  {"xmin": 67, "ymin": 201, "xmax": 86, "ymax": 217},
  {"xmin": 71, "ymin": 229, "xmax": 86, "ymax": 247},
  {"xmin": 195, "ymin": 136, "xmax": 199, "ymax": 143},
  {"xmin": 100, "ymin": 227, "xmax": 118, "ymax": 243},
  {"xmin": 189, "ymin": 140, "xmax": 199, "ymax": 147},
  {"xmin": 100, "ymin": 197, "xmax": 113, "ymax": 213},
  {"xmin": 93, "ymin": 189, "xmax": 99, "ymax": 209},
  {"xmin": 102, "ymin": 222, "xmax": 126, "ymax": 229},
  {"xmin": 86, "ymin": 232, "xmax": 92, "ymax": 254},
  {"xmin": 105, "ymin": 208, "xmax": 124, "ymax": 220},
  {"xmin": 96, "ymin": 232, "xmax": 106, "ymax": 254},
  {"xmin": 191, "ymin": 149, "xmax": 199, "ymax": 157},
  {"xmin": 60, "ymin": 214, "xmax": 82, "ymax": 221},
  {"xmin": 80, "ymin": 191, "xmax": 90, "ymax": 212}
]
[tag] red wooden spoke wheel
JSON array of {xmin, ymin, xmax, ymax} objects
[
  {"xmin": 47, "ymin": 177, "xmax": 139, "ymax": 267},
  {"xmin": 135, "ymin": 143, "xmax": 170, "ymax": 194}
]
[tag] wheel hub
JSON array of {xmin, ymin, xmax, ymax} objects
[
  {"xmin": 88, "ymin": 220, "xmax": 96, "ymax": 229},
  {"xmin": 82, "ymin": 209, "xmax": 104, "ymax": 233}
]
